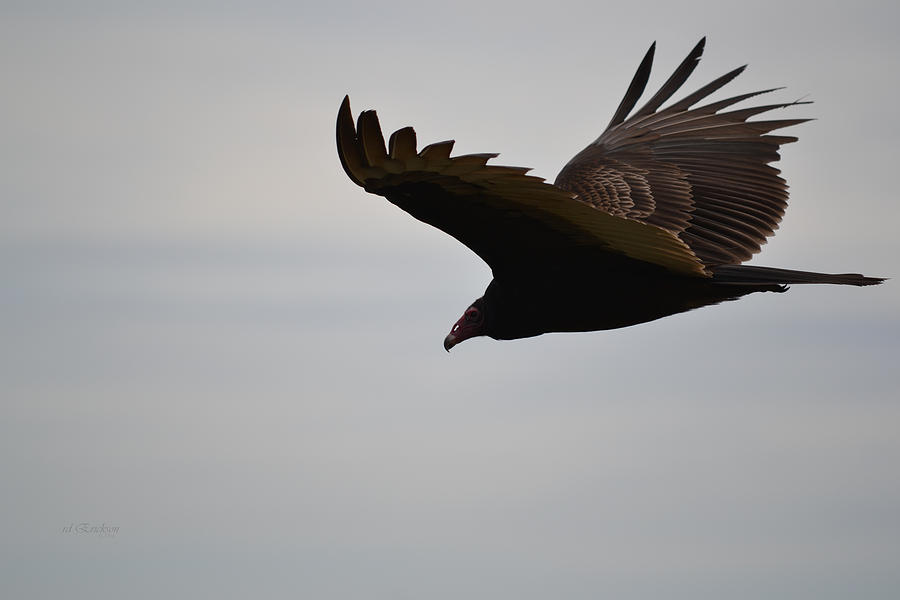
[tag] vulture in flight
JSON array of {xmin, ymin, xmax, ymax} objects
[{"xmin": 336, "ymin": 39, "xmax": 884, "ymax": 351}]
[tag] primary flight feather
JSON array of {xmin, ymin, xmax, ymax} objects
[{"xmin": 337, "ymin": 38, "xmax": 884, "ymax": 351}]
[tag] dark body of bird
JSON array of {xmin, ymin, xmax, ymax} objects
[{"xmin": 337, "ymin": 39, "xmax": 883, "ymax": 350}]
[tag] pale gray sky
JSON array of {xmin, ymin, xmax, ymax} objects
[{"xmin": 2, "ymin": 2, "xmax": 898, "ymax": 599}]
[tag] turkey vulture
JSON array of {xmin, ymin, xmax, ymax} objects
[{"xmin": 336, "ymin": 39, "xmax": 884, "ymax": 351}]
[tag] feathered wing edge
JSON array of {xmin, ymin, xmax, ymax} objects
[
  {"xmin": 578, "ymin": 39, "xmax": 813, "ymax": 266},
  {"xmin": 599, "ymin": 37, "xmax": 808, "ymax": 147},
  {"xmin": 337, "ymin": 96, "xmax": 709, "ymax": 277}
]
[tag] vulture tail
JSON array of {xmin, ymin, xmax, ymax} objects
[{"xmin": 712, "ymin": 265, "xmax": 885, "ymax": 287}]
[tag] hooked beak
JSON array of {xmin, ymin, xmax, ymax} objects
[
  {"xmin": 443, "ymin": 308, "xmax": 483, "ymax": 352},
  {"xmin": 443, "ymin": 333, "xmax": 457, "ymax": 352}
]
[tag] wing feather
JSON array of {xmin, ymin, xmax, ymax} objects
[
  {"xmin": 357, "ymin": 111, "xmax": 388, "ymax": 166},
  {"xmin": 388, "ymin": 127, "xmax": 417, "ymax": 161},
  {"xmin": 631, "ymin": 38, "xmax": 706, "ymax": 119},
  {"xmin": 607, "ymin": 42, "xmax": 656, "ymax": 129},
  {"xmin": 557, "ymin": 40, "xmax": 809, "ymax": 266},
  {"xmin": 337, "ymin": 96, "xmax": 706, "ymax": 277},
  {"xmin": 420, "ymin": 140, "xmax": 455, "ymax": 161}
]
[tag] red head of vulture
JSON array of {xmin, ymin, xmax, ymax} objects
[{"xmin": 336, "ymin": 39, "xmax": 884, "ymax": 351}]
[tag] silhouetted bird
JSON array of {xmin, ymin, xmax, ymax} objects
[{"xmin": 336, "ymin": 39, "xmax": 884, "ymax": 351}]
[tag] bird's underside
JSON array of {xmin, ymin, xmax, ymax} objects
[{"xmin": 336, "ymin": 38, "xmax": 884, "ymax": 350}]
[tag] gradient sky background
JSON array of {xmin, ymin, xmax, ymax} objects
[{"xmin": 2, "ymin": 1, "xmax": 899, "ymax": 598}]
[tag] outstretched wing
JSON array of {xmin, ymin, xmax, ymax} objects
[
  {"xmin": 555, "ymin": 38, "xmax": 810, "ymax": 266},
  {"xmin": 337, "ymin": 96, "xmax": 707, "ymax": 277}
]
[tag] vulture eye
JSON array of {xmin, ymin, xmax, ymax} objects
[{"xmin": 465, "ymin": 308, "xmax": 480, "ymax": 322}]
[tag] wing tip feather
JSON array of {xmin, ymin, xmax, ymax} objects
[
  {"xmin": 388, "ymin": 126, "xmax": 418, "ymax": 161},
  {"xmin": 336, "ymin": 95, "xmax": 366, "ymax": 186}
]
